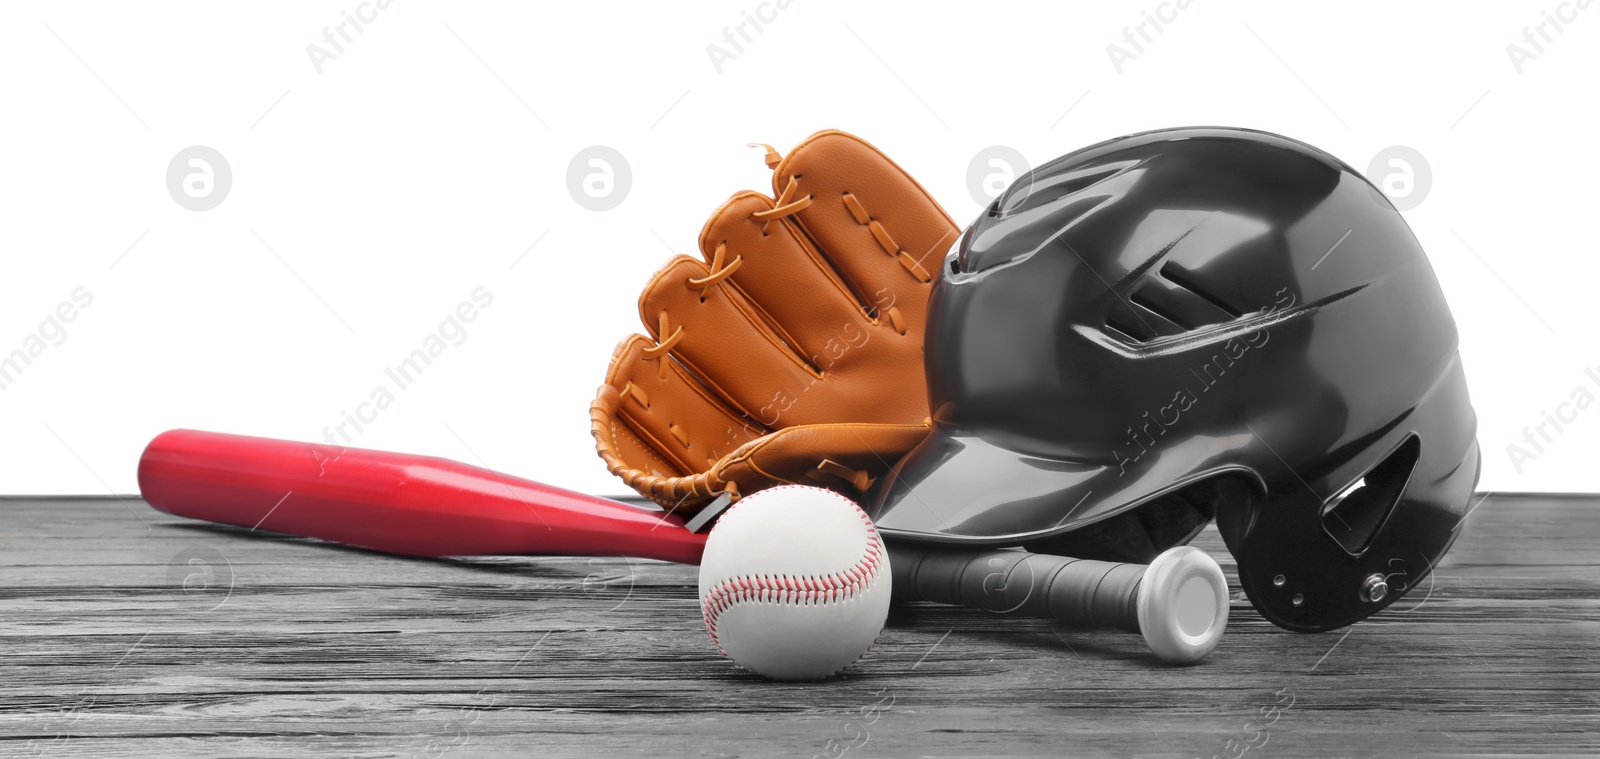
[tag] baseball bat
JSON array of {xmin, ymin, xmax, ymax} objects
[
  {"xmin": 137, "ymin": 429, "xmax": 705, "ymax": 564},
  {"xmin": 885, "ymin": 543, "xmax": 1228, "ymax": 664},
  {"xmin": 138, "ymin": 430, "xmax": 1227, "ymax": 662}
]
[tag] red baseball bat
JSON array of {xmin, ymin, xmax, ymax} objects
[
  {"xmin": 137, "ymin": 429, "xmax": 706, "ymax": 564},
  {"xmin": 138, "ymin": 430, "xmax": 1227, "ymax": 662}
]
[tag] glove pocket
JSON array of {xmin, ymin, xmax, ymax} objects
[{"xmin": 721, "ymin": 422, "xmax": 932, "ymax": 498}]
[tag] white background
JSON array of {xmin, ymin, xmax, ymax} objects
[{"xmin": 1, "ymin": 1, "xmax": 1595, "ymax": 497}]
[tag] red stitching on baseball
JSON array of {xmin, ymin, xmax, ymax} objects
[{"xmin": 700, "ymin": 487, "xmax": 884, "ymax": 650}]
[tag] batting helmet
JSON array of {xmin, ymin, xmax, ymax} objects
[{"xmin": 869, "ymin": 127, "xmax": 1479, "ymax": 632}]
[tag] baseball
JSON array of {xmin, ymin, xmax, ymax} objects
[{"xmin": 698, "ymin": 485, "xmax": 892, "ymax": 681}]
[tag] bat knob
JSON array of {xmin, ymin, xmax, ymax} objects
[{"xmin": 1136, "ymin": 546, "xmax": 1229, "ymax": 664}]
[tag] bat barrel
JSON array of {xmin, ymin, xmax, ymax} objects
[
  {"xmin": 886, "ymin": 543, "xmax": 1228, "ymax": 663},
  {"xmin": 138, "ymin": 429, "xmax": 708, "ymax": 565}
]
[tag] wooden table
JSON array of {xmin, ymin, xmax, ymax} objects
[{"xmin": 1, "ymin": 494, "xmax": 1595, "ymax": 758}]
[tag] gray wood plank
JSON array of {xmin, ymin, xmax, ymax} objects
[{"xmin": 1, "ymin": 494, "xmax": 1596, "ymax": 758}]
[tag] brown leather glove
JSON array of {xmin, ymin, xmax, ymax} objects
[{"xmin": 591, "ymin": 130, "xmax": 959, "ymax": 511}]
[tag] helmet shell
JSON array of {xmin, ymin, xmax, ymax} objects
[{"xmin": 869, "ymin": 127, "xmax": 1479, "ymax": 632}]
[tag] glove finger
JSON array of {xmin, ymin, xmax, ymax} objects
[
  {"xmin": 600, "ymin": 333, "xmax": 766, "ymax": 483},
  {"xmin": 695, "ymin": 190, "xmax": 929, "ymax": 426},
  {"xmin": 638, "ymin": 255, "xmax": 828, "ymax": 431},
  {"xmin": 696, "ymin": 191, "xmax": 878, "ymax": 375},
  {"xmin": 772, "ymin": 131, "xmax": 960, "ymax": 341}
]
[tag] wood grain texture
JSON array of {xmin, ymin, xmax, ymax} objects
[{"xmin": 0, "ymin": 494, "xmax": 1596, "ymax": 758}]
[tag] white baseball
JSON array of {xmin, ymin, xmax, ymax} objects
[{"xmin": 698, "ymin": 485, "xmax": 892, "ymax": 681}]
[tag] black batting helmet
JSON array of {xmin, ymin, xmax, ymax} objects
[{"xmin": 869, "ymin": 127, "xmax": 1479, "ymax": 632}]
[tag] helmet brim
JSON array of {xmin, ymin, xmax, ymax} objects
[{"xmin": 866, "ymin": 424, "xmax": 1215, "ymax": 543}]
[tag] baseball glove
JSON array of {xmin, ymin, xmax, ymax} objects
[{"xmin": 591, "ymin": 130, "xmax": 958, "ymax": 511}]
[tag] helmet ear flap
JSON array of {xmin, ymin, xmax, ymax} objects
[
  {"xmin": 1210, "ymin": 436, "xmax": 1422, "ymax": 562},
  {"xmin": 1320, "ymin": 435, "xmax": 1421, "ymax": 555}
]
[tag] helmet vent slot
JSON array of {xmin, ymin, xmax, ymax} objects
[
  {"xmin": 1320, "ymin": 436, "xmax": 1420, "ymax": 555},
  {"xmin": 1130, "ymin": 290, "xmax": 1195, "ymax": 331},
  {"xmin": 1106, "ymin": 264, "xmax": 1246, "ymax": 344},
  {"xmin": 1105, "ymin": 310, "xmax": 1157, "ymax": 342},
  {"xmin": 1159, "ymin": 263, "xmax": 1243, "ymax": 319},
  {"xmin": 998, "ymin": 160, "xmax": 1136, "ymax": 217}
]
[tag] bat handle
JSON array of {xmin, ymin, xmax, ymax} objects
[{"xmin": 886, "ymin": 543, "xmax": 1229, "ymax": 664}]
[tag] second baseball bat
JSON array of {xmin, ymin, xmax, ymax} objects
[{"xmin": 886, "ymin": 543, "xmax": 1228, "ymax": 664}]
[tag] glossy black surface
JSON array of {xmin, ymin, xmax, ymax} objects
[{"xmin": 869, "ymin": 127, "xmax": 1480, "ymax": 632}]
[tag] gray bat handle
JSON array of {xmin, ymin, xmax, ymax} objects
[{"xmin": 886, "ymin": 543, "xmax": 1229, "ymax": 664}]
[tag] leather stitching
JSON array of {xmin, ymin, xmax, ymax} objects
[
  {"xmin": 699, "ymin": 486, "xmax": 885, "ymax": 653},
  {"xmin": 610, "ymin": 419, "xmax": 681, "ymax": 478}
]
